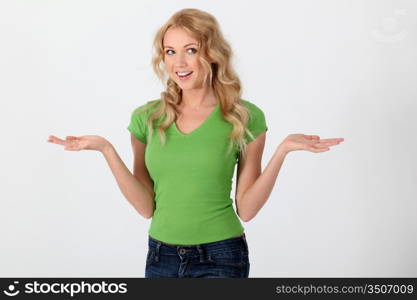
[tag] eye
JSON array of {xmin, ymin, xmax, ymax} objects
[
  {"xmin": 187, "ymin": 48, "xmax": 198, "ymax": 54},
  {"xmin": 164, "ymin": 48, "xmax": 198, "ymax": 56}
]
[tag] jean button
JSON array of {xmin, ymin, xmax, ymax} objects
[{"xmin": 179, "ymin": 248, "xmax": 186, "ymax": 254}]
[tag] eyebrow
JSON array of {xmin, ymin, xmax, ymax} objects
[{"xmin": 163, "ymin": 43, "xmax": 198, "ymax": 49}]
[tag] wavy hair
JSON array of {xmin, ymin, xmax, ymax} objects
[{"xmin": 138, "ymin": 8, "xmax": 256, "ymax": 157}]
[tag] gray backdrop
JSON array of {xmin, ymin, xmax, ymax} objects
[{"xmin": 1, "ymin": 0, "xmax": 416, "ymax": 277}]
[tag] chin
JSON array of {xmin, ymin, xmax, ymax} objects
[{"xmin": 179, "ymin": 86, "xmax": 195, "ymax": 91}]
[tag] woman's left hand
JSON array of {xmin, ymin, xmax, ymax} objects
[{"xmin": 279, "ymin": 134, "xmax": 344, "ymax": 154}]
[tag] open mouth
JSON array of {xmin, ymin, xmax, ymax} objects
[{"xmin": 176, "ymin": 71, "xmax": 193, "ymax": 79}]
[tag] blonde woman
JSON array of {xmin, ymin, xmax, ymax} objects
[{"xmin": 47, "ymin": 8, "xmax": 344, "ymax": 278}]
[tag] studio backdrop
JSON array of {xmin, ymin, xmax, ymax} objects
[{"xmin": 0, "ymin": 0, "xmax": 416, "ymax": 277}]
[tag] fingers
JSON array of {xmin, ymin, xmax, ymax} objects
[
  {"xmin": 66, "ymin": 136, "xmax": 79, "ymax": 140},
  {"xmin": 308, "ymin": 137, "xmax": 344, "ymax": 152},
  {"xmin": 47, "ymin": 135, "xmax": 66, "ymax": 146},
  {"xmin": 64, "ymin": 141, "xmax": 80, "ymax": 151},
  {"xmin": 310, "ymin": 144, "xmax": 330, "ymax": 151},
  {"xmin": 47, "ymin": 135, "xmax": 57, "ymax": 142},
  {"xmin": 64, "ymin": 145, "xmax": 78, "ymax": 151},
  {"xmin": 47, "ymin": 135, "xmax": 79, "ymax": 150},
  {"xmin": 309, "ymin": 146, "xmax": 330, "ymax": 152},
  {"xmin": 312, "ymin": 138, "xmax": 344, "ymax": 147},
  {"xmin": 318, "ymin": 138, "xmax": 344, "ymax": 143}
]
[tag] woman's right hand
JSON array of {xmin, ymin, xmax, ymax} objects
[{"xmin": 47, "ymin": 135, "xmax": 111, "ymax": 153}]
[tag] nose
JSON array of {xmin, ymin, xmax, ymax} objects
[{"xmin": 174, "ymin": 52, "xmax": 187, "ymax": 67}]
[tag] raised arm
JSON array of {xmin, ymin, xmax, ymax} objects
[
  {"xmin": 47, "ymin": 134, "xmax": 155, "ymax": 219},
  {"xmin": 102, "ymin": 136, "xmax": 155, "ymax": 218},
  {"xmin": 235, "ymin": 133, "xmax": 344, "ymax": 222}
]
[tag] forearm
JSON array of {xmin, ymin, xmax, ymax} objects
[
  {"xmin": 239, "ymin": 144, "xmax": 288, "ymax": 222},
  {"xmin": 101, "ymin": 143, "xmax": 154, "ymax": 219}
]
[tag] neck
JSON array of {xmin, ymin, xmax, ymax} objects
[{"xmin": 180, "ymin": 86, "xmax": 217, "ymax": 109}]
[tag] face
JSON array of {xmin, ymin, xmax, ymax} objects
[{"xmin": 163, "ymin": 27, "xmax": 207, "ymax": 91}]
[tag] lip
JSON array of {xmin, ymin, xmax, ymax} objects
[{"xmin": 176, "ymin": 71, "xmax": 193, "ymax": 80}]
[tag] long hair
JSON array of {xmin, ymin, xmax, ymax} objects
[{"xmin": 139, "ymin": 8, "xmax": 256, "ymax": 157}]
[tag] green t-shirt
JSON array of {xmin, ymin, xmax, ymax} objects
[{"xmin": 127, "ymin": 99, "xmax": 267, "ymax": 245}]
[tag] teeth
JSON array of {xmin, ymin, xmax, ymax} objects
[{"xmin": 176, "ymin": 71, "xmax": 192, "ymax": 76}]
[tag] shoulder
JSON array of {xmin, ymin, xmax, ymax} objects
[
  {"xmin": 240, "ymin": 99, "xmax": 268, "ymax": 143},
  {"xmin": 240, "ymin": 99, "xmax": 266, "ymax": 120},
  {"xmin": 131, "ymin": 99, "xmax": 161, "ymax": 117}
]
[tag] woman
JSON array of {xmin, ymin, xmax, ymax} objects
[{"xmin": 47, "ymin": 8, "xmax": 344, "ymax": 278}]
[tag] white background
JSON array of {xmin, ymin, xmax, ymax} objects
[{"xmin": 1, "ymin": 0, "xmax": 416, "ymax": 277}]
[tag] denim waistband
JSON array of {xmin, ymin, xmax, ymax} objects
[{"xmin": 148, "ymin": 233, "xmax": 248, "ymax": 255}]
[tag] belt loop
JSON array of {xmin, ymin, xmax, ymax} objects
[
  {"xmin": 242, "ymin": 234, "xmax": 249, "ymax": 250},
  {"xmin": 196, "ymin": 245, "xmax": 204, "ymax": 263},
  {"xmin": 155, "ymin": 241, "xmax": 161, "ymax": 262}
]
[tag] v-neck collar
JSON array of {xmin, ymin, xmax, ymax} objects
[{"xmin": 173, "ymin": 102, "xmax": 220, "ymax": 137}]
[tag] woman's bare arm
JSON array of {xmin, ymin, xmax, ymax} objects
[
  {"xmin": 102, "ymin": 143, "xmax": 155, "ymax": 219},
  {"xmin": 47, "ymin": 134, "xmax": 155, "ymax": 219}
]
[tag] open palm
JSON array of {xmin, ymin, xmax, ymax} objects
[
  {"xmin": 47, "ymin": 135, "xmax": 110, "ymax": 152},
  {"xmin": 281, "ymin": 134, "xmax": 344, "ymax": 153}
]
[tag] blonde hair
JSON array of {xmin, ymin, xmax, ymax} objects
[{"xmin": 138, "ymin": 8, "xmax": 256, "ymax": 157}]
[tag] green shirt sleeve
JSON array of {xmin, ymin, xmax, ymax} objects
[
  {"xmin": 244, "ymin": 100, "xmax": 268, "ymax": 144},
  {"xmin": 127, "ymin": 103, "xmax": 148, "ymax": 144}
]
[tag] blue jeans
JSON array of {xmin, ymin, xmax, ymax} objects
[{"xmin": 145, "ymin": 234, "xmax": 250, "ymax": 278}]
